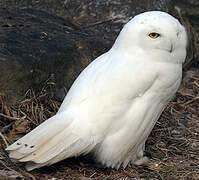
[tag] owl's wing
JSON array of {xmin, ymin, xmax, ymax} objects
[
  {"xmin": 57, "ymin": 49, "xmax": 160, "ymax": 139},
  {"xmin": 6, "ymin": 50, "xmax": 159, "ymax": 171}
]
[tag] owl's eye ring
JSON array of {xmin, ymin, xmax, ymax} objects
[{"xmin": 149, "ymin": 32, "xmax": 160, "ymax": 39}]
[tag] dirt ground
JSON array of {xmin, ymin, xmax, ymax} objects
[{"xmin": 1, "ymin": 3, "xmax": 199, "ymax": 180}]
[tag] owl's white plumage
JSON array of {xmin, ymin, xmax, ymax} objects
[{"xmin": 6, "ymin": 11, "xmax": 187, "ymax": 171}]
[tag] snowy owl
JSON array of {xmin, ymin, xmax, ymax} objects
[{"xmin": 6, "ymin": 11, "xmax": 187, "ymax": 171}]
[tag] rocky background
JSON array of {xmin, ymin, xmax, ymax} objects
[{"xmin": 0, "ymin": 0, "xmax": 199, "ymax": 179}]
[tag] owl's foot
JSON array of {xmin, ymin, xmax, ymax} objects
[{"xmin": 132, "ymin": 151, "xmax": 151, "ymax": 165}]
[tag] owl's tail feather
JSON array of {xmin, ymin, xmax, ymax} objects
[{"xmin": 6, "ymin": 111, "xmax": 93, "ymax": 171}]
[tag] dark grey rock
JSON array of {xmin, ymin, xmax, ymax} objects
[{"xmin": 0, "ymin": 0, "xmax": 173, "ymax": 104}]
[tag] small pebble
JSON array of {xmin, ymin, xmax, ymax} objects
[
  {"xmin": 178, "ymin": 119, "xmax": 188, "ymax": 127},
  {"xmin": 171, "ymin": 129, "xmax": 182, "ymax": 137},
  {"xmin": 190, "ymin": 142, "xmax": 199, "ymax": 150}
]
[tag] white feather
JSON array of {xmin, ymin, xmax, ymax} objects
[{"xmin": 6, "ymin": 11, "xmax": 187, "ymax": 171}]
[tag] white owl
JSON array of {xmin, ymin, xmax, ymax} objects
[{"xmin": 6, "ymin": 11, "xmax": 187, "ymax": 171}]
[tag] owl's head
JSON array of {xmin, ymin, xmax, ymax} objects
[{"xmin": 113, "ymin": 11, "xmax": 187, "ymax": 64}]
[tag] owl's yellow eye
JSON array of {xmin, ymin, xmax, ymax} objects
[{"xmin": 149, "ymin": 32, "xmax": 160, "ymax": 39}]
